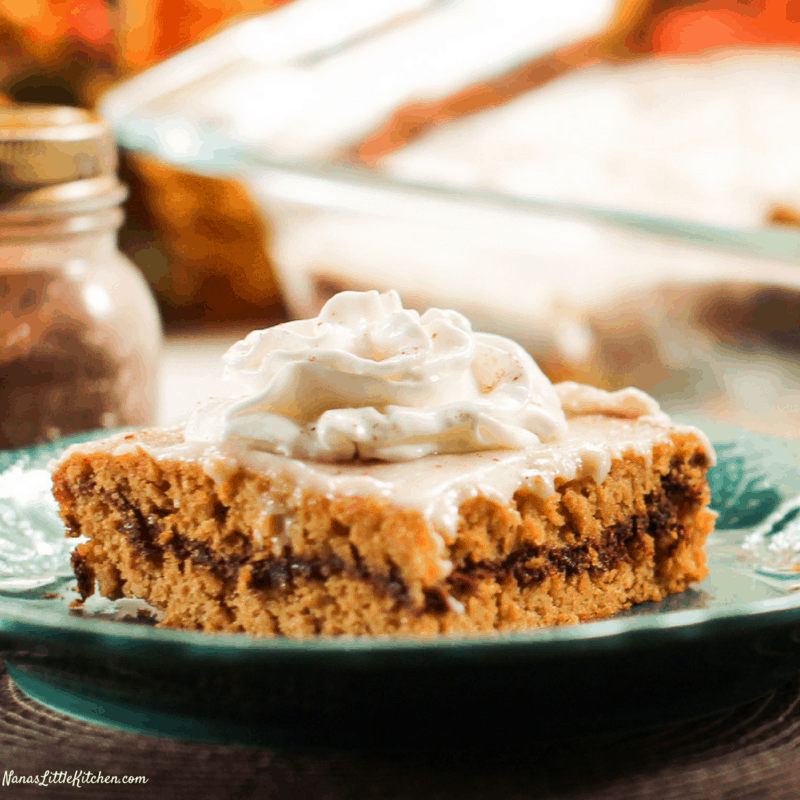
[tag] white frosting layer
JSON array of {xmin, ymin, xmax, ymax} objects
[
  {"xmin": 73, "ymin": 408, "xmax": 712, "ymax": 551},
  {"xmin": 58, "ymin": 382, "xmax": 715, "ymax": 582},
  {"xmin": 184, "ymin": 290, "xmax": 567, "ymax": 461}
]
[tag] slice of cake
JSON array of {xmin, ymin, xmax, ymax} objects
[{"xmin": 52, "ymin": 290, "xmax": 714, "ymax": 637}]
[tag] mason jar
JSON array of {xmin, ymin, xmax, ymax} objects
[{"xmin": 0, "ymin": 106, "xmax": 161, "ymax": 449}]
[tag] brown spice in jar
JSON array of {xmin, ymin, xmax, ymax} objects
[{"xmin": 0, "ymin": 271, "xmax": 125, "ymax": 449}]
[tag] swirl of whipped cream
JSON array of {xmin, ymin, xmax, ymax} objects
[{"xmin": 185, "ymin": 290, "xmax": 567, "ymax": 461}]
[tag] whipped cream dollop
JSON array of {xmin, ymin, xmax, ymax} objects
[{"xmin": 185, "ymin": 290, "xmax": 568, "ymax": 461}]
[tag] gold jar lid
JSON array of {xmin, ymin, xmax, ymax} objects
[
  {"xmin": 0, "ymin": 105, "xmax": 117, "ymax": 189},
  {"xmin": 0, "ymin": 105, "xmax": 125, "ymax": 223},
  {"xmin": 0, "ymin": 105, "xmax": 117, "ymax": 188}
]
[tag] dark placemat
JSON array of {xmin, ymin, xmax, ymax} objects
[{"xmin": 2, "ymin": 659, "xmax": 800, "ymax": 800}]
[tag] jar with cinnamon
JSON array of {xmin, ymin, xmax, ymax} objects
[{"xmin": 0, "ymin": 105, "xmax": 161, "ymax": 449}]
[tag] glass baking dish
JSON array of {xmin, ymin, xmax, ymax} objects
[
  {"xmin": 110, "ymin": 129, "xmax": 800, "ymax": 436},
  {"xmin": 99, "ymin": 11, "xmax": 800, "ymax": 438},
  {"xmin": 243, "ymin": 159, "xmax": 800, "ymax": 437}
]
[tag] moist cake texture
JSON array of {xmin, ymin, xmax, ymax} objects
[
  {"xmin": 52, "ymin": 290, "xmax": 715, "ymax": 637},
  {"xmin": 53, "ymin": 403, "xmax": 713, "ymax": 637}
]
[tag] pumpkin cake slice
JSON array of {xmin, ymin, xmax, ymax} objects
[{"xmin": 52, "ymin": 290, "xmax": 714, "ymax": 637}]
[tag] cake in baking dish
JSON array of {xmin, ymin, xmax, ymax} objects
[{"xmin": 52, "ymin": 290, "xmax": 714, "ymax": 637}]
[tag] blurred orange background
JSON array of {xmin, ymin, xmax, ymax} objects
[{"xmin": 0, "ymin": 0, "xmax": 798, "ymax": 326}]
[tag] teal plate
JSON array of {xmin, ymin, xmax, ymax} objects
[{"xmin": 2, "ymin": 420, "xmax": 800, "ymax": 748}]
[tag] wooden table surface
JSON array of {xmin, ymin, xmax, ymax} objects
[{"xmin": 2, "ymin": 658, "xmax": 800, "ymax": 800}]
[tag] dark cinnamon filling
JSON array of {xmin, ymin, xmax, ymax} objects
[
  {"xmin": 70, "ymin": 549, "xmax": 95, "ymax": 599},
  {"xmin": 73, "ymin": 464, "xmax": 699, "ymax": 613}
]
